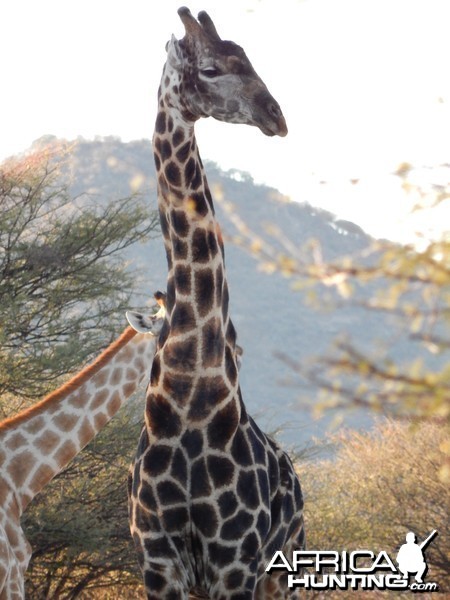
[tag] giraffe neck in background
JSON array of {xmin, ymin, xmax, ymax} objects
[{"xmin": 0, "ymin": 329, "xmax": 154, "ymax": 513}]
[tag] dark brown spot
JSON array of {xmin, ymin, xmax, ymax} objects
[
  {"xmin": 174, "ymin": 263, "xmax": 191, "ymax": 295},
  {"xmin": 79, "ymin": 418, "xmax": 96, "ymax": 447},
  {"xmin": 157, "ymin": 480, "xmax": 186, "ymax": 504},
  {"xmin": 143, "ymin": 536, "xmax": 174, "ymax": 559},
  {"xmin": 237, "ymin": 470, "xmax": 260, "ymax": 509},
  {"xmin": 215, "ymin": 265, "xmax": 224, "ymax": 300},
  {"xmin": 5, "ymin": 431, "xmax": 27, "ymax": 451},
  {"xmin": 231, "ymin": 428, "xmax": 253, "ymax": 467},
  {"xmin": 191, "ymin": 161, "xmax": 202, "ymax": 190},
  {"xmin": 138, "ymin": 485, "xmax": 157, "ymax": 512},
  {"xmin": 34, "ymin": 430, "xmax": 61, "ymax": 455},
  {"xmin": 107, "ymin": 391, "xmax": 122, "ymax": 417},
  {"xmin": 184, "ymin": 157, "xmax": 197, "ymax": 187},
  {"xmin": 208, "ymin": 541, "xmax": 236, "ymax": 567},
  {"xmin": 207, "ymin": 399, "xmax": 239, "ymax": 449},
  {"xmin": 173, "ymin": 127, "xmax": 185, "ymax": 146},
  {"xmin": 225, "ymin": 569, "xmax": 245, "ymax": 590},
  {"xmin": 29, "ymin": 464, "xmax": 54, "ymax": 494},
  {"xmin": 150, "ymin": 354, "xmax": 161, "ymax": 386},
  {"xmin": 191, "ymin": 457, "xmax": 211, "ymax": 498},
  {"xmin": 221, "ymin": 509, "xmax": 253, "ymax": 541},
  {"xmin": 181, "ymin": 429, "xmax": 204, "ymax": 459},
  {"xmin": 192, "ymin": 227, "xmax": 211, "ymax": 263},
  {"xmin": 160, "ymin": 140, "xmax": 172, "ymax": 161},
  {"xmin": 143, "ymin": 444, "xmax": 173, "ymax": 476},
  {"xmin": 53, "ymin": 413, "xmax": 78, "ymax": 432},
  {"xmin": 170, "ymin": 302, "xmax": 196, "ymax": 336},
  {"xmin": 207, "ymin": 455, "xmax": 235, "ymax": 487},
  {"xmin": 218, "ymin": 490, "xmax": 239, "ymax": 519},
  {"xmin": 147, "ymin": 394, "xmax": 182, "ymax": 438},
  {"xmin": 202, "ymin": 317, "xmax": 224, "ymax": 368},
  {"xmin": 155, "ymin": 111, "xmax": 166, "ymax": 134},
  {"xmin": 225, "ymin": 346, "xmax": 238, "ymax": 386},
  {"xmin": 221, "ymin": 283, "xmax": 230, "ymax": 321},
  {"xmin": 165, "ymin": 161, "xmax": 181, "ymax": 187},
  {"xmin": 192, "ymin": 503, "xmax": 218, "ymax": 538},
  {"xmin": 188, "ymin": 376, "xmax": 229, "ymax": 421},
  {"xmin": 94, "ymin": 412, "xmax": 108, "ymax": 430},
  {"xmin": 195, "ymin": 268, "xmax": 215, "ymax": 317},
  {"xmin": 163, "ymin": 506, "xmax": 189, "ymax": 532},
  {"xmin": 204, "ymin": 181, "xmax": 215, "ymax": 211},
  {"xmin": 176, "ymin": 140, "xmax": 191, "ymax": 163},
  {"xmin": 190, "ymin": 192, "xmax": 209, "ymax": 217},
  {"xmin": 173, "ymin": 237, "xmax": 188, "ymax": 260},
  {"xmin": 159, "ymin": 208, "xmax": 170, "ymax": 240},
  {"xmin": 171, "ymin": 209, "xmax": 190, "ymax": 238},
  {"xmin": 163, "ymin": 364, "xmax": 193, "ymax": 406},
  {"xmin": 54, "ymin": 440, "xmax": 78, "ymax": 467},
  {"xmin": 226, "ymin": 320, "xmax": 237, "ymax": 348}
]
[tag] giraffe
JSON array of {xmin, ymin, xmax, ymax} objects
[
  {"xmin": 128, "ymin": 8, "xmax": 304, "ymax": 599},
  {"xmin": 0, "ymin": 301, "xmax": 164, "ymax": 600}
]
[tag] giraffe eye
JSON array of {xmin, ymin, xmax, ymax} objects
[{"xmin": 201, "ymin": 67, "xmax": 220, "ymax": 78}]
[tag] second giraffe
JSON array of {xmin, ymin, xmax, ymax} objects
[{"xmin": 129, "ymin": 7, "xmax": 305, "ymax": 599}]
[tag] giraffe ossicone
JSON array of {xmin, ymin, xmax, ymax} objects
[
  {"xmin": 0, "ymin": 302, "xmax": 163, "ymax": 599},
  {"xmin": 129, "ymin": 7, "xmax": 304, "ymax": 599}
]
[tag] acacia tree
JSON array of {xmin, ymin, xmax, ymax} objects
[
  {"xmin": 0, "ymin": 148, "xmax": 159, "ymax": 413},
  {"xmin": 0, "ymin": 147, "xmax": 158, "ymax": 596}
]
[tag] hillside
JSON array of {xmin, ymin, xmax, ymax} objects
[{"xmin": 30, "ymin": 136, "xmax": 408, "ymax": 447}]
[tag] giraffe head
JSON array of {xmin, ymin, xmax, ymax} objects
[{"xmin": 165, "ymin": 7, "xmax": 287, "ymax": 137}]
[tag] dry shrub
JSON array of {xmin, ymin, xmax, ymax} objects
[{"xmin": 298, "ymin": 419, "xmax": 449, "ymax": 595}]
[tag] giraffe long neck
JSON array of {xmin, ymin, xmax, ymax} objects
[
  {"xmin": 154, "ymin": 110, "xmax": 225, "ymax": 316},
  {"xmin": 147, "ymin": 70, "xmax": 241, "ymax": 441},
  {"xmin": 0, "ymin": 328, "xmax": 156, "ymax": 514}
]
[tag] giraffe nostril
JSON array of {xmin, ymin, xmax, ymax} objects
[{"xmin": 267, "ymin": 102, "xmax": 282, "ymax": 119}]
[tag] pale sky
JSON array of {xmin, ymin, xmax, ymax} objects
[{"xmin": 1, "ymin": 0, "xmax": 449, "ymax": 243}]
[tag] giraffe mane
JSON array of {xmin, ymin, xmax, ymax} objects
[{"xmin": 0, "ymin": 326, "xmax": 137, "ymax": 432}]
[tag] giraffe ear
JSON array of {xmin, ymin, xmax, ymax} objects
[
  {"xmin": 166, "ymin": 35, "xmax": 183, "ymax": 69},
  {"xmin": 126, "ymin": 311, "xmax": 163, "ymax": 335}
]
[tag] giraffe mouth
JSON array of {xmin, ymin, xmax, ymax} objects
[{"xmin": 259, "ymin": 115, "xmax": 288, "ymax": 138}]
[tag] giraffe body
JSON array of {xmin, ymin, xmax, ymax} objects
[
  {"xmin": 129, "ymin": 8, "xmax": 304, "ymax": 599},
  {"xmin": 0, "ymin": 309, "xmax": 163, "ymax": 600}
]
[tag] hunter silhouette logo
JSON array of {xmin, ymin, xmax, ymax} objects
[
  {"xmin": 266, "ymin": 530, "xmax": 439, "ymax": 592},
  {"xmin": 396, "ymin": 530, "xmax": 438, "ymax": 584}
]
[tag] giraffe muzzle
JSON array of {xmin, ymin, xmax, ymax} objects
[{"xmin": 253, "ymin": 89, "xmax": 288, "ymax": 137}]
